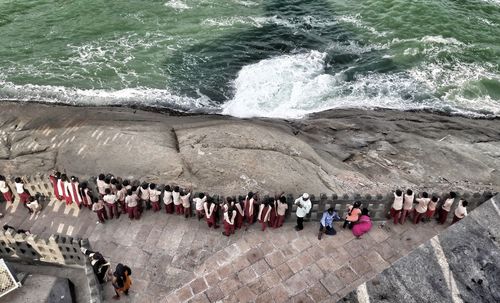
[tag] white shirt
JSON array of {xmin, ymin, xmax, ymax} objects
[
  {"xmin": 163, "ymin": 191, "xmax": 173, "ymax": 205},
  {"xmin": 415, "ymin": 197, "xmax": 430, "ymax": 213},
  {"xmin": 116, "ymin": 189, "xmax": 126, "ymax": 201},
  {"xmin": 442, "ymin": 198, "xmax": 454, "ymax": 212},
  {"xmin": 403, "ymin": 194, "xmax": 414, "ymax": 210},
  {"xmin": 181, "ymin": 193, "xmax": 191, "ymax": 208},
  {"xmin": 15, "ymin": 182, "xmax": 25, "ymax": 194},
  {"xmin": 173, "ymin": 191, "xmax": 181, "ymax": 205},
  {"xmin": 103, "ymin": 194, "xmax": 117, "ymax": 204},
  {"xmin": 277, "ymin": 202, "xmax": 288, "ymax": 216},
  {"xmin": 428, "ymin": 198, "xmax": 439, "ymax": 211},
  {"xmin": 194, "ymin": 196, "xmax": 207, "ymax": 211},
  {"xmin": 295, "ymin": 197, "xmax": 311, "ymax": 218},
  {"xmin": 125, "ymin": 195, "xmax": 138, "ymax": 207},
  {"xmin": 139, "ymin": 186, "xmax": 150, "ymax": 200},
  {"xmin": 0, "ymin": 180, "xmax": 9, "ymax": 193},
  {"xmin": 149, "ymin": 189, "xmax": 161, "ymax": 202},
  {"xmin": 454, "ymin": 200, "xmax": 467, "ymax": 218},
  {"xmin": 392, "ymin": 193, "xmax": 403, "ymax": 210},
  {"xmin": 96, "ymin": 180, "xmax": 107, "ymax": 195},
  {"xmin": 27, "ymin": 200, "xmax": 40, "ymax": 211}
]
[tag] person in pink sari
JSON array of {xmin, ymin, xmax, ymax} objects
[{"xmin": 352, "ymin": 208, "xmax": 372, "ymax": 238}]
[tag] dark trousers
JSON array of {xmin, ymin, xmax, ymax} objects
[
  {"xmin": 320, "ymin": 224, "xmax": 337, "ymax": 236},
  {"xmin": 296, "ymin": 216, "xmax": 304, "ymax": 230}
]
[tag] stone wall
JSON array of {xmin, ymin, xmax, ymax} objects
[
  {"xmin": 0, "ymin": 229, "xmax": 101, "ymax": 303},
  {"xmin": 0, "ymin": 173, "xmax": 495, "ymax": 221},
  {"xmin": 0, "ymin": 229, "xmax": 84, "ymax": 266}
]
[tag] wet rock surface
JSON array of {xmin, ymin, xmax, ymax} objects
[{"xmin": 0, "ymin": 102, "xmax": 498, "ymax": 195}]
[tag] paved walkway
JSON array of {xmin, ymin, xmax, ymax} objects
[{"xmin": 1, "ymin": 199, "xmax": 447, "ymax": 303}]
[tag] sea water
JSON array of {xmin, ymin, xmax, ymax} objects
[{"xmin": 0, "ymin": 0, "xmax": 499, "ymax": 118}]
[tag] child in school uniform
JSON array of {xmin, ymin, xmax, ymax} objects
[
  {"xmin": 103, "ymin": 188, "xmax": 119, "ymax": 219},
  {"xmin": 0, "ymin": 175, "xmax": 13, "ymax": 205},
  {"xmin": 96, "ymin": 174, "xmax": 107, "ymax": 198},
  {"xmin": 27, "ymin": 196, "xmax": 42, "ymax": 215},
  {"xmin": 61, "ymin": 174, "xmax": 73, "ymax": 205},
  {"xmin": 274, "ymin": 195, "xmax": 288, "ymax": 228},
  {"xmin": 194, "ymin": 193, "xmax": 207, "ymax": 221},
  {"xmin": 115, "ymin": 184, "xmax": 127, "ymax": 214},
  {"xmin": 139, "ymin": 183, "xmax": 151, "ymax": 211},
  {"xmin": 257, "ymin": 199, "xmax": 272, "ymax": 231},
  {"xmin": 426, "ymin": 196, "xmax": 439, "ymax": 220},
  {"xmin": 243, "ymin": 192, "xmax": 257, "ymax": 225},
  {"xmin": 15, "ymin": 177, "xmax": 32, "ymax": 212},
  {"xmin": 110, "ymin": 178, "xmax": 118, "ymax": 194},
  {"xmin": 173, "ymin": 186, "xmax": 182, "ymax": 215},
  {"xmin": 222, "ymin": 206, "xmax": 236, "ymax": 236},
  {"xmin": 122, "ymin": 180, "xmax": 131, "ymax": 191},
  {"xmin": 438, "ymin": 192, "xmax": 456, "ymax": 224},
  {"xmin": 269, "ymin": 195, "xmax": 279, "ymax": 228},
  {"xmin": 413, "ymin": 192, "xmax": 430, "ymax": 224},
  {"xmin": 79, "ymin": 182, "xmax": 93, "ymax": 210},
  {"xmin": 149, "ymin": 183, "xmax": 162, "ymax": 212},
  {"xmin": 92, "ymin": 197, "xmax": 108, "ymax": 223},
  {"xmin": 163, "ymin": 185, "xmax": 174, "ymax": 214},
  {"xmin": 452, "ymin": 200, "xmax": 468, "ymax": 224},
  {"xmin": 203, "ymin": 199, "xmax": 219, "ymax": 229},
  {"xmin": 234, "ymin": 196, "xmax": 245, "ymax": 229},
  {"xmin": 390, "ymin": 190, "xmax": 403, "ymax": 224},
  {"xmin": 125, "ymin": 189, "xmax": 140, "ymax": 220},
  {"xmin": 400, "ymin": 189, "xmax": 414, "ymax": 224},
  {"xmin": 48, "ymin": 171, "xmax": 63, "ymax": 201},
  {"xmin": 181, "ymin": 189, "xmax": 192, "ymax": 218},
  {"xmin": 70, "ymin": 176, "xmax": 83, "ymax": 208}
]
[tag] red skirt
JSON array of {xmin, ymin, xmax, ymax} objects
[{"xmin": 2, "ymin": 191, "xmax": 13, "ymax": 202}]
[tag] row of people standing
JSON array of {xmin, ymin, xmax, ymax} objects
[{"xmin": 390, "ymin": 190, "xmax": 469, "ymax": 225}]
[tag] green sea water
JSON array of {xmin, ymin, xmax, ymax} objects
[{"xmin": 0, "ymin": 0, "xmax": 499, "ymax": 117}]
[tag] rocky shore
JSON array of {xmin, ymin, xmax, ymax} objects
[{"xmin": 0, "ymin": 102, "xmax": 498, "ymax": 196}]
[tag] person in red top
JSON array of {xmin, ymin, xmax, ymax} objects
[
  {"xmin": 61, "ymin": 174, "xmax": 73, "ymax": 205},
  {"xmin": 222, "ymin": 206, "xmax": 236, "ymax": 236},
  {"xmin": 70, "ymin": 176, "xmax": 83, "ymax": 208},
  {"xmin": 257, "ymin": 199, "xmax": 272, "ymax": 231},
  {"xmin": 243, "ymin": 192, "xmax": 258, "ymax": 225},
  {"xmin": 79, "ymin": 182, "xmax": 93, "ymax": 210},
  {"xmin": 203, "ymin": 198, "xmax": 219, "ymax": 229},
  {"xmin": 0, "ymin": 175, "xmax": 13, "ymax": 205},
  {"xmin": 48, "ymin": 171, "xmax": 63, "ymax": 201},
  {"xmin": 234, "ymin": 196, "xmax": 245, "ymax": 229}
]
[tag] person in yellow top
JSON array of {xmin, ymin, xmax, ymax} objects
[{"xmin": 112, "ymin": 263, "xmax": 132, "ymax": 300}]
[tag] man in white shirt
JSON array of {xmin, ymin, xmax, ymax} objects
[{"xmin": 294, "ymin": 193, "xmax": 312, "ymax": 231}]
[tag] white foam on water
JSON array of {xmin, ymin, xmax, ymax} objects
[
  {"xmin": 201, "ymin": 15, "xmax": 337, "ymax": 29},
  {"xmin": 164, "ymin": 0, "xmax": 191, "ymax": 11},
  {"xmin": 233, "ymin": 0, "xmax": 259, "ymax": 7},
  {"xmin": 337, "ymin": 14, "xmax": 390, "ymax": 37},
  {"xmin": 221, "ymin": 50, "xmax": 500, "ymax": 118},
  {"xmin": 0, "ymin": 80, "xmax": 214, "ymax": 111}
]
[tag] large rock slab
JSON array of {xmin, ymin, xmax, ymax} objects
[{"xmin": 0, "ymin": 102, "xmax": 498, "ymax": 195}]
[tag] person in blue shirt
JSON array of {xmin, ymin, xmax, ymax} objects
[{"xmin": 318, "ymin": 207, "xmax": 341, "ymax": 240}]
